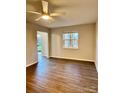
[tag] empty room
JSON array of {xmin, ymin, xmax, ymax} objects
[{"xmin": 26, "ymin": 0, "xmax": 98, "ymax": 93}]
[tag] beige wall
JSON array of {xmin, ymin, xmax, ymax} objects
[
  {"xmin": 94, "ymin": 24, "xmax": 96, "ymax": 61},
  {"xmin": 26, "ymin": 22, "xmax": 49, "ymax": 66},
  {"xmin": 50, "ymin": 24, "xmax": 96, "ymax": 62}
]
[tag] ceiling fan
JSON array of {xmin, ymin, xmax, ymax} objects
[{"xmin": 27, "ymin": 0, "xmax": 64, "ymax": 22}]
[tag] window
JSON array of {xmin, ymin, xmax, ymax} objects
[{"xmin": 63, "ymin": 32, "xmax": 79, "ymax": 48}]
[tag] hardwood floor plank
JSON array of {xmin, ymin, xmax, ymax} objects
[{"xmin": 26, "ymin": 56, "xmax": 98, "ymax": 93}]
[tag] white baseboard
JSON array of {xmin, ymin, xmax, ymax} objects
[
  {"xmin": 26, "ymin": 61, "xmax": 38, "ymax": 67},
  {"xmin": 50, "ymin": 56, "xmax": 95, "ymax": 62}
]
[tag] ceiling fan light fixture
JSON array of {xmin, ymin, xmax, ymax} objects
[{"xmin": 41, "ymin": 14, "xmax": 50, "ymax": 20}]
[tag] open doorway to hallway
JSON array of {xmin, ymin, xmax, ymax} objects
[{"xmin": 37, "ymin": 31, "xmax": 49, "ymax": 62}]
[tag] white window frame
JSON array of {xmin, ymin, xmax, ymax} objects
[{"xmin": 62, "ymin": 32, "xmax": 79, "ymax": 49}]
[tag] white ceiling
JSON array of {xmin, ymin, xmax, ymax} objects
[{"xmin": 26, "ymin": 0, "xmax": 98, "ymax": 28}]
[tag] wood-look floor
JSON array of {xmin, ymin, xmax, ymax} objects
[{"xmin": 26, "ymin": 55, "xmax": 98, "ymax": 93}]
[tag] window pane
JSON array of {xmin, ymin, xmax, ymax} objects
[
  {"xmin": 72, "ymin": 40, "xmax": 78, "ymax": 48},
  {"xmin": 71, "ymin": 33, "xmax": 78, "ymax": 39},
  {"xmin": 63, "ymin": 33, "xmax": 70, "ymax": 40},
  {"xmin": 64, "ymin": 40, "xmax": 70, "ymax": 48}
]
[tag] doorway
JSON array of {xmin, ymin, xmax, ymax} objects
[{"xmin": 37, "ymin": 31, "xmax": 49, "ymax": 61}]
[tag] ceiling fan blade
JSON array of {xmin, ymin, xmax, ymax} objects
[
  {"xmin": 42, "ymin": 0, "xmax": 48, "ymax": 14},
  {"xmin": 35, "ymin": 16, "xmax": 42, "ymax": 21},
  {"xmin": 50, "ymin": 12, "xmax": 65, "ymax": 17},
  {"xmin": 27, "ymin": 11, "xmax": 41, "ymax": 15}
]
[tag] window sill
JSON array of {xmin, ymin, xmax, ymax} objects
[{"xmin": 63, "ymin": 47, "xmax": 79, "ymax": 50}]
